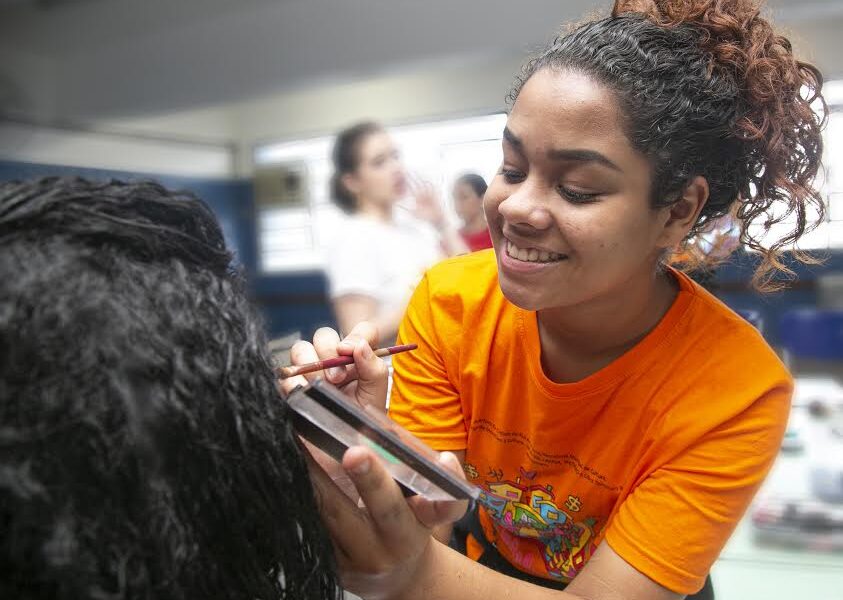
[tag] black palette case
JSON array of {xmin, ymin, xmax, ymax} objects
[{"xmin": 287, "ymin": 378, "xmax": 479, "ymax": 502}]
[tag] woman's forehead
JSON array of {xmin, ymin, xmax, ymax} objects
[
  {"xmin": 507, "ymin": 69, "xmax": 629, "ymax": 153},
  {"xmin": 359, "ymin": 130, "xmax": 394, "ymax": 158}
]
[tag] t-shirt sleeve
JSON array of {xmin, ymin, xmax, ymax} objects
[
  {"xmin": 388, "ymin": 273, "xmax": 467, "ymax": 451},
  {"xmin": 324, "ymin": 232, "xmax": 381, "ymax": 300},
  {"xmin": 604, "ymin": 385, "xmax": 791, "ymax": 595}
]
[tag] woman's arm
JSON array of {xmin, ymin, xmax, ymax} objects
[
  {"xmin": 282, "ymin": 327, "xmax": 684, "ymax": 600},
  {"xmin": 322, "ymin": 442, "xmax": 684, "ymax": 600},
  {"xmin": 333, "ymin": 294, "xmax": 406, "ymax": 346},
  {"xmin": 411, "ymin": 181, "xmax": 469, "ymax": 257}
]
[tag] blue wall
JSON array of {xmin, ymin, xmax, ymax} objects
[
  {"xmin": 3, "ymin": 160, "xmax": 840, "ymax": 346},
  {"xmin": 0, "ymin": 160, "xmax": 257, "ymax": 273}
]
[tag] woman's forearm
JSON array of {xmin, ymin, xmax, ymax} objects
[{"xmin": 398, "ymin": 541, "xmax": 579, "ymax": 600}]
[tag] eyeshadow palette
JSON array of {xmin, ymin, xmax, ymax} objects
[{"xmin": 288, "ymin": 378, "xmax": 480, "ymax": 502}]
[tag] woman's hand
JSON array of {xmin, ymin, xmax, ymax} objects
[
  {"xmin": 408, "ymin": 175, "xmax": 469, "ymax": 257},
  {"xmin": 410, "ymin": 178, "xmax": 447, "ymax": 229},
  {"xmin": 310, "ymin": 444, "xmax": 467, "ymax": 599},
  {"xmin": 278, "ymin": 321, "xmax": 388, "ymax": 411},
  {"xmin": 278, "ymin": 320, "xmax": 469, "ymax": 598},
  {"xmin": 278, "ymin": 322, "xmax": 389, "ymax": 501}
]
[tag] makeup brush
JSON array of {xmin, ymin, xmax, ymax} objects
[{"xmin": 276, "ymin": 343, "xmax": 418, "ymax": 379}]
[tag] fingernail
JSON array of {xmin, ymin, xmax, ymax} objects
[
  {"xmin": 350, "ymin": 457, "xmax": 370, "ymax": 475},
  {"xmin": 338, "ymin": 340, "xmax": 354, "ymax": 352},
  {"xmin": 326, "ymin": 367, "xmax": 344, "ymax": 380}
]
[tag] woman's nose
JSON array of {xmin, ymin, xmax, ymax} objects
[{"xmin": 497, "ymin": 183, "xmax": 554, "ymax": 230}]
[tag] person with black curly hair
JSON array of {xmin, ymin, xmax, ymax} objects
[
  {"xmin": 281, "ymin": 1, "xmax": 827, "ymax": 599},
  {"xmin": 0, "ymin": 177, "xmax": 346, "ymax": 600}
]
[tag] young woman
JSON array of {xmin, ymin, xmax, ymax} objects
[
  {"xmin": 325, "ymin": 122, "xmax": 467, "ymax": 346},
  {"xmin": 283, "ymin": 1, "xmax": 825, "ymax": 599},
  {"xmin": 453, "ymin": 173, "xmax": 494, "ymax": 251}
]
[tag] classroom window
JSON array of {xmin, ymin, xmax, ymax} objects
[{"xmin": 253, "ymin": 113, "xmax": 507, "ymax": 273}]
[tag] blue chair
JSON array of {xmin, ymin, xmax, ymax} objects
[{"xmin": 779, "ymin": 310, "xmax": 843, "ymax": 360}]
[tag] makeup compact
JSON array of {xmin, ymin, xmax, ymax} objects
[{"xmin": 287, "ymin": 378, "xmax": 480, "ymax": 502}]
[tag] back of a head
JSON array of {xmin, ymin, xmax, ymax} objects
[{"xmin": 0, "ymin": 178, "xmax": 339, "ymax": 600}]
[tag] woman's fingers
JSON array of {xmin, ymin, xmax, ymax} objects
[
  {"xmin": 336, "ymin": 322, "xmax": 386, "ymax": 409},
  {"xmin": 301, "ymin": 439, "xmax": 360, "ymax": 502},
  {"xmin": 313, "ymin": 327, "xmax": 349, "ymax": 384},
  {"xmin": 310, "ymin": 444, "xmax": 443, "ymax": 598},
  {"xmin": 278, "ymin": 340, "xmax": 321, "ymax": 395},
  {"xmin": 338, "ymin": 321, "xmax": 379, "ymax": 352},
  {"xmin": 351, "ymin": 340, "xmax": 389, "ymax": 410},
  {"xmin": 342, "ymin": 446, "xmax": 424, "ymax": 548},
  {"xmin": 278, "ymin": 322, "xmax": 387, "ymax": 409},
  {"xmin": 406, "ymin": 452, "xmax": 469, "ymax": 528},
  {"xmin": 305, "ymin": 450, "xmax": 377, "ymax": 562}
]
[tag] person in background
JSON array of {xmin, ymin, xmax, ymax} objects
[
  {"xmin": 0, "ymin": 178, "xmax": 340, "ymax": 600},
  {"xmin": 453, "ymin": 173, "xmax": 493, "ymax": 252},
  {"xmin": 326, "ymin": 122, "xmax": 467, "ymax": 350}
]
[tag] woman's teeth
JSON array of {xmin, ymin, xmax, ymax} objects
[{"xmin": 505, "ymin": 240, "xmax": 564, "ymax": 263}]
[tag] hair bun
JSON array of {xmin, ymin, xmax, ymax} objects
[
  {"xmin": 612, "ymin": 0, "xmax": 826, "ymax": 287},
  {"xmin": 612, "ymin": 0, "xmax": 824, "ymax": 141}
]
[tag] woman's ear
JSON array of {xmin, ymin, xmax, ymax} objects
[{"xmin": 656, "ymin": 175, "xmax": 709, "ymax": 248}]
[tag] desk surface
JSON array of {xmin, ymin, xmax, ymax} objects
[{"xmin": 713, "ymin": 377, "xmax": 843, "ymax": 599}]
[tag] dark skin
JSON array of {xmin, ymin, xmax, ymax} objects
[
  {"xmin": 283, "ymin": 68, "xmax": 710, "ymax": 600},
  {"xmin": 486, "ymin": 70, "xmax": 705, "ymax": 383}
]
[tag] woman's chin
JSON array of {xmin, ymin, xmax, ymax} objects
[{"xmin": 496, "ymin": 277, "xmax": 548, "ymax": 312}]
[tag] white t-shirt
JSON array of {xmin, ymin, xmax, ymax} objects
[{"xmin": 325, "ymin": 214, "xmax": 442, "ymax": 317}]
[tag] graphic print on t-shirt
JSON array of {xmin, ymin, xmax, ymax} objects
[{"xmin": 468, "ymin": 461, "xmax": 602, "ymax": 581}]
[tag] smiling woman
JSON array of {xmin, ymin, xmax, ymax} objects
[
  {"xmin": 386, "ymin": 0, "xmax": 824, "ymax": 596},
  {"xmin": 283, "ymin": 1, "xmax": 827, "ymax": 600}
]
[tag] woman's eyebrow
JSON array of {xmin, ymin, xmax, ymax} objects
[
  {"xmin": 547, "ymin": 148, "xmax": 622, "ymax": 172},
  {"xmin": 503, "ymin": 126, "xmax": 622, "ymax": 173},
  {"xmin": 502, "ymin": 126, "xmax": 525, "ymax": 155}
]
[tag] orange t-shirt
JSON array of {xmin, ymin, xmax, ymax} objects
[{"xmin": 389, "ymin": 249, "xmax": 791, "ymax": 595}]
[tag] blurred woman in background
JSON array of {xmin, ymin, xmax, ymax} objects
[
  {"xmin": 453, "ymin": 173, "xmax": 493, "ymax": 251},
  {"xmin": 325, "ymin": 121, "xmax": 466, "ymax": 348}
]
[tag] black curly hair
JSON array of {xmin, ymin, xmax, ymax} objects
[
  {"xmin": 509, "ymin": 0, "xmax": 826, "ymax": 290},
  {"xmin": 0, "ymin": 177, "xmax": 340, "ymax": 600}
]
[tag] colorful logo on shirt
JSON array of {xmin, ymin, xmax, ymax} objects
[{"xmin": 469, "ymin": 463, "xmax": 600, "ymax": 582}]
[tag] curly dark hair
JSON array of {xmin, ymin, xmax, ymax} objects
[
  {"xmin": 509, "ymin": 0, "xmax": 826, "ymax": 290},
  {"xmin": 0, "ymin": 177, "xmax": 340, "ymax": 600}
]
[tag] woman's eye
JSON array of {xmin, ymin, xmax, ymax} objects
[
  {"xmin": 500, "ymin": 168, "xmax": 525, "ymax": 184},
  {"xmin": 558, "ymin": 186, "xmax": 599, "ymax": 203}
]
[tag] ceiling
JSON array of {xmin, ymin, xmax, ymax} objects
[{"xmin": 3, "ymin": 0, "xmax": 843, "ymax": 121}]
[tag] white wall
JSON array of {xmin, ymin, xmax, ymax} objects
[
  {"xmin": 0, "ymin": 48, "xmax": 56, "ymax": 118},
  {"xmin": 101, "ymin": 53, "xmax": 525, "ymax": 176},
  {"xmin": 0, "ymin": 121, "xmax": 234, "ymax": 178}
]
